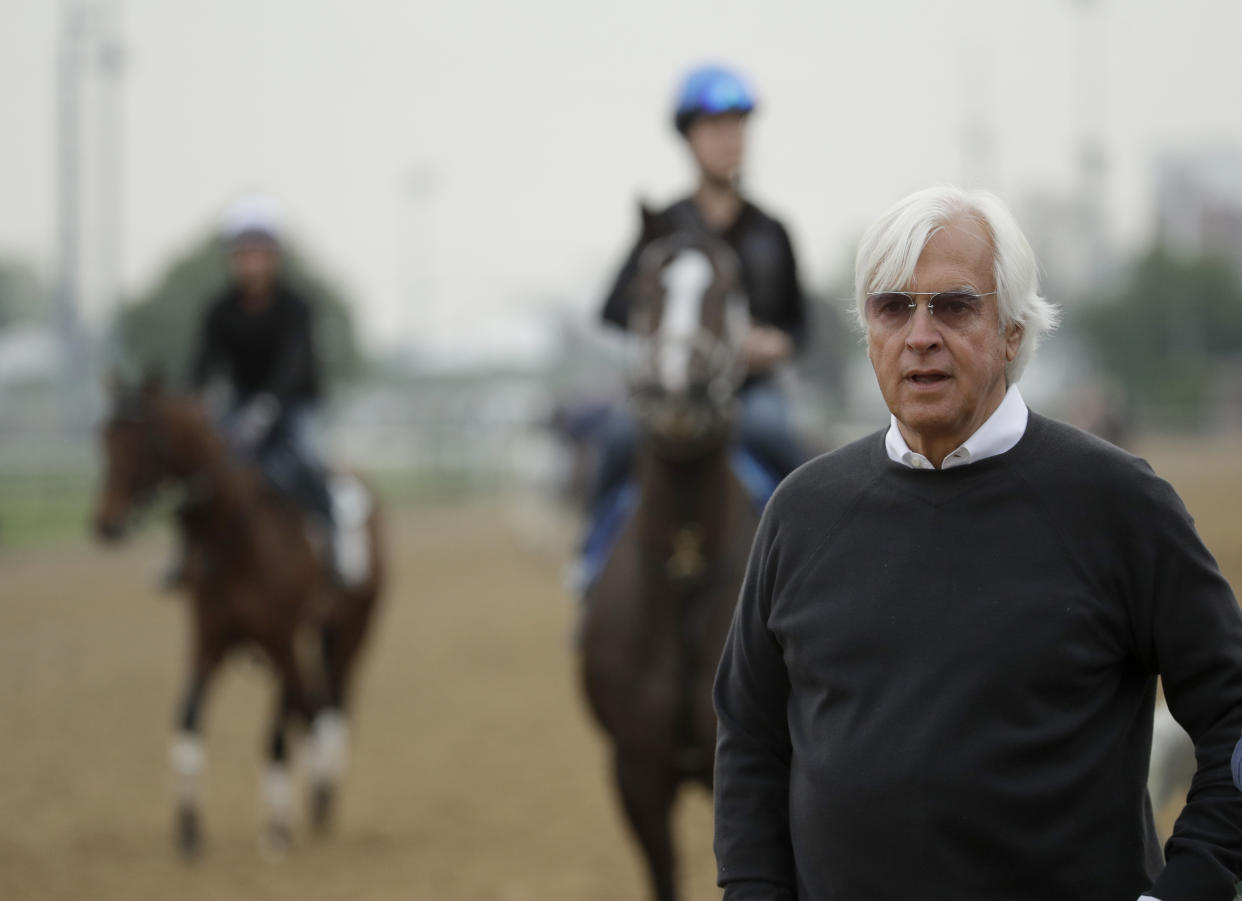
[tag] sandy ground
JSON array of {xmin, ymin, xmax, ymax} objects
[
  {"xmin": 2, "ymin": 435, "xmax": 1241, "ymax": 900},
  {"xmin": 0, "ymin": 502, "xmax": 715, "ymax": 901}
]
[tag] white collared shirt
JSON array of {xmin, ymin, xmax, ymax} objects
[{"xmin": 884, "ymin": 383, "xmax": 1029, "ymax": 470}]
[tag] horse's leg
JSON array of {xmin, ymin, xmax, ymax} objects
[
  {"xmin": 260, "ymin": 639, "xmax": 315, "ymax": 856},
  {"xmin": 614, "ymin": 747, "xmax": 680, "ymax": 901},
  {"xmin": 260, "ymin": 679, "xmax": 298, "ymax": 857},
  {"xmin": 171, "ymin": 632, "xmax": 226, "ymax": 858},
  {"xmin": 308, "ymin": 612, "xmax": 368, "ymax": 832}
]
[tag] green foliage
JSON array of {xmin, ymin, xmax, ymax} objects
[
  {"xmin": 113, "ymin": 234, "xmax": 364, "ymax": 387},
  {"xmin": 1073, "ymin": 248, "xmax": 1242, "ymax": 419},
  {"xmin": 0, "ymin": 258, "xmax": 45, "ymax": 329}
]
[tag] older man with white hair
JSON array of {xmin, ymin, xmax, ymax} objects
[{"xmin": 712, "ymin": 185, "xmax": 1242, "ymax": 900}]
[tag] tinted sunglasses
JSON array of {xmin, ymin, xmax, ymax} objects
[{"xmin": 864, "ymin": 290, "xmax": 996, "ymax": 331}]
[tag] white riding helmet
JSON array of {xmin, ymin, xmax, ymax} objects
[{"xmin": 220, "ymin": 193, "xmax": 283, "ymax": 246}]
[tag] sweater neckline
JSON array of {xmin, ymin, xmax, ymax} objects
[{"xmin": 869, "ymin": 410, "xmax": 1048, "ymax": 489}]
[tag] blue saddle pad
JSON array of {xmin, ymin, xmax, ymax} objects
[{"xmin": 576, "ymin": 449, "xmax": 780, "ymax": 593}]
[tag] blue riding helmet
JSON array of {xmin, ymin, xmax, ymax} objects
[{"xmin": 673, "ymin": 65, "xmax": 757, "ymax": 135}]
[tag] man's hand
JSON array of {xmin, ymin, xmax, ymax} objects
[
  {"xmin": 742, "ymin": 325, "xmax": 793, "ymax": 375},
  {"xmin": 232, "ymin": 393, "xmax": 280, "ymax": 452}
]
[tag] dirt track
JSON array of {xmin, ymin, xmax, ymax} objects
[
  {"xmin": 2, "ymin": 437, "xmax": 1242, "ymax": 901},
  {"xmin": 0, "ymin": 502, "xmax": 715, "ymax": 901}
]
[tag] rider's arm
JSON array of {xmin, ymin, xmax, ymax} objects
[
  {"xmin": 263, "ymin": 295, "xmax": 317, "ymax": 406},
  {"xmin": 713, "ymin": 507, "xmax": 798, "ymax": 900},
  {"xmin": 765, "ymin": 220, "xmax": 807, "ymax": 353},
  {"xmin": 188, "ymin": 300, "xmax": 223, "ymax": 391}
]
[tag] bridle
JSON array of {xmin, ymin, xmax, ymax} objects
[
  {"xmin": 627, "ymin": 233, "xmax": 748, "ymax": 441},
  {"xmin": 104, "ymin": 398, "xmax": 215, "ymax": 530}
]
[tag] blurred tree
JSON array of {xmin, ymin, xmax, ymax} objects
[
  {"xmin": 0, "ymin": 259, "xmax": 45, "ymax": 329},
  {"xmin": 1073, "ymin": 248, "xmax": 1242, "ymax": 421},
  {"xmin": 113, "ymin": 234, "xmax": 364, "ymax": 387}
]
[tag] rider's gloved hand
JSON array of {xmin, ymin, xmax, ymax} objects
[
  {"xmin": 232, "ymin": 393, "xmax": 280, "ymax": 453},
  {"xmin": 741, "ymin": 325, "xmax": 793, "ymax": 375}
]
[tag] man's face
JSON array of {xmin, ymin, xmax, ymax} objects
[
  {"xmin": 866, "ymin": 215, "xmax": 1023, "ymax": 462},
  {"xmin": 231, "ymin": 238, "xmax": 279, "ymax": 300},
  {"xmin": 686, "ymin": 112, "xmax": 747, "ymax": 185}
]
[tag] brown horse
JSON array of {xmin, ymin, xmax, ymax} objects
[
  {"xmin": 579, "ymin": 208, "xmax": 761, "ymax": 901},
  {"xmin": 92, "ymin": 372, "xmax": 384, "ymax": 857}
]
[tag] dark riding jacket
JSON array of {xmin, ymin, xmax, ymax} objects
[
  {"xmin": 601, "ymin": 197, "xmax": 807, "ymax": 386},
  {"xmin": 190, "ymin": 281, "xmax": 321, "ymax": 406}
]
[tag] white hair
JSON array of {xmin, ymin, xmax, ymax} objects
[{"xmin": 852, "ymin": 185, "xmax": 1059, "ymax": 383}]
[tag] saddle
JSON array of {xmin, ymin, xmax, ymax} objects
[{"xmin": 249, "ymin": 457, "xmax": 374, "ymax": 592}]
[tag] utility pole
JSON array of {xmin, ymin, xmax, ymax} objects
[
  {"xmin": 96, "ymin": 0, "xmax": 125, "ymax": 364},
  {"xmin": 961, "ymin": 50, "xmax": 998, "ymax": 190},
  {"xmin": 54, "ymin": 0, "xmax": 125, "ymax": 426},
  {"xmin": 403, "ymin": 163, "xmax": 440, "ymax": 360}
]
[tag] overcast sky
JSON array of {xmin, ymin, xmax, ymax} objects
[{"xmin": 3, "ymin": 0, "xmax": 1242, "ymax": 360}]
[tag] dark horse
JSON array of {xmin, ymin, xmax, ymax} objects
[
  {"xmin": 92, "ymin": 372, "xmax": 384, "ymax": 857},
  {"xmin": 580, "ymin": 207, "xmax": 761, "ymax": 901}
]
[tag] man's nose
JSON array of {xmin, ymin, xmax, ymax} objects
[{"xmin": 905, "ymin": 302, "xmax": 941, "ymax": 350}]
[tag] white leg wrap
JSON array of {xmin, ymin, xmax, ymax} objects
[
  {"xmin": 170, "ymin": 732, "xmax": 205, "ymax": 805},
  {"xmin": 311, "ymin": 709, "xmax": 350, "ymax": 783},
  {"xmin": 262, "ymin": 763, "xmax": 295, "ymax": 824},
  {"xmin": 329, "ymin": 474, "xmax": 373, "ymax": 588}
]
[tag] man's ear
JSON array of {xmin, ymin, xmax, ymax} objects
[{"xmin": 1004, "ymin": 322, "xmax": 1024, "ymax": 363}]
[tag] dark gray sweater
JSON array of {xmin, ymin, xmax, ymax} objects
[{"xmin": 713, "ymin": 413, "xmax": 1242, "ymax": 901}]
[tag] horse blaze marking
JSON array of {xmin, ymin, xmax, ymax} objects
[{"xmin": 658, "ymin": 250, "xmax": 713, "ymax": 393}]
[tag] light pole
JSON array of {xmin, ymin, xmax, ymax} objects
[
  {"xmin": 1073, "ymin": 0, "xmax": 1110, "ymax": 293},
  {"xmin": 403, "ymin": 163, "xmax": 440, "ymax": 360},
  {"xmin": 54, "ymin": 0, "xmax": 125, "ymax": 425},
  {"xmin": 95, "ymin": 1, "xmax": 125, "ymax": 365},
  {"xmin": 54, "ymin": 0, "xmax": 87, "ymax": 425}
]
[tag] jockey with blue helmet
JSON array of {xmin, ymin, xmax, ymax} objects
[
  {"xmin": 593, "ymin": 64, "xmax": 810, "ymax": 510},
  {"xmin": 672, "ymin": 64, "xmax": 758, "ymax": 135}
]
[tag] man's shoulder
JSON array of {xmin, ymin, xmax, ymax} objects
[
  {"xmin": 660, "ymin": 196, "xmax": 695, "ymax": 217},
  {"xmin": 767, "ymin": 430, "xmax": 882, "ymax": 513},
  {"xmin": 1027, "ymin": 412, "xmax": 1151, "ymax": 477},
  {"xmin": 1023, "ymin": 412, "xmax": 1171, "ymax": 508},
  {"xmin": 740, "ymin": 197, "xmax": 784, "ymax": 224},
  {"xmin": 201, "ymin": 286, "xmax": 236, "ymax": 321},
  {"xmin": 273, "ymin": 281, "xmax": 313, "ymax": 314},
  {"xmin": 661, "ymin": 196, "xmax": 789, "ymax": 240}
]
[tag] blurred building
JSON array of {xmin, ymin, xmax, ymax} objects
[{"xmin": 1156, "ymin": 147, "xmax": 1242, "ymax": 285}]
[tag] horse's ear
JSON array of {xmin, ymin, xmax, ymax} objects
[{"xmin": 638, "ymin": 200, "xmax": 670, "ymax": 244}]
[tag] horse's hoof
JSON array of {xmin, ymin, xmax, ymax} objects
[
  {"xmin": 260, "ymin": 821, "xmax": 293, "ymax": 860},
  {"xmin": 175, "ymin": 806, "xmax": 201, "ymax": 859},
  {"xmin": 311, "ymin": 782, "xmax": 335, "ymax": 833}
]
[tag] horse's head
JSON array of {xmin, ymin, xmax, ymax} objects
[
  {"xmin": 626, "ymin": 204, "xmax": 749, "ymax": 451},
  {"xmin": 92, "ymin": 370, "xmax": 210, "ymax": 542}
]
